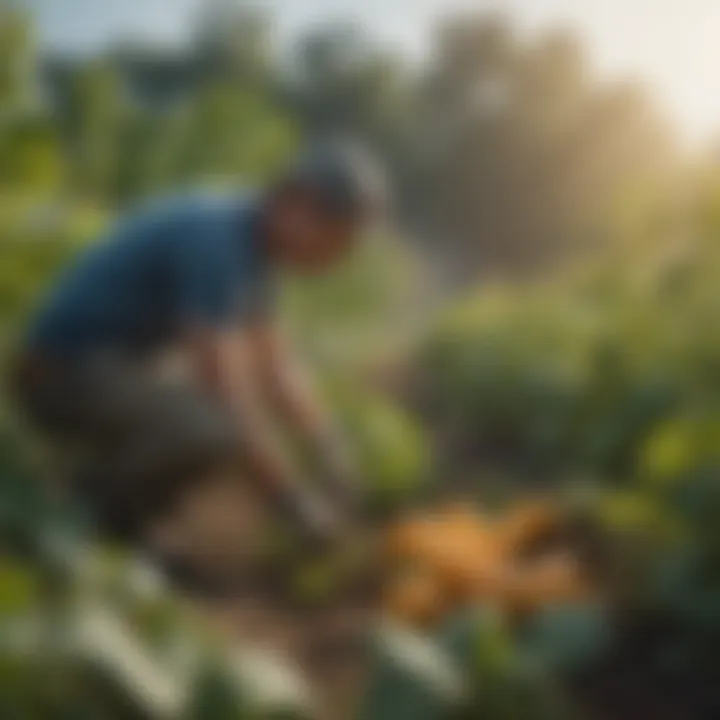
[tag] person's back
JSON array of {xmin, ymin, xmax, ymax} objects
[
  {"xmin": 27, "ymin": 190, "xmax": 270, "ymax": 360},
  {"xmin": 13, "ymin": 189, "xmax": 274, "ymax": 542}
]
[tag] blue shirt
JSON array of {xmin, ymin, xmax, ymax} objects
[{"xmin": 27, "ymin": 191, "xmax": 273, "ymax": 357}]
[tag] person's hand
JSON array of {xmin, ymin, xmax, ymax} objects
[
  {"xmin": 327, "ymin": 469, "xmax": 364, "ymax": 517},
  {"xmin": 320, "ymin": 441, "xmax": 365, "ymax": 514},
  {"xmin": 280, "ymin": 489, "xmax": 343, "ymax": 549}
]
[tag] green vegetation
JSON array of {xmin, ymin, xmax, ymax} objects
[
  {"xmin": 2, "ymin": 2, "xmax": 720, "ymax": 718},
  {"xmin": 411, "ymin": 180, "xmax": 720, "ymax": 716}
]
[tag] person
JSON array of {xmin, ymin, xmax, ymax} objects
[{"xmin": 10, "ymin": 142, "xmax": 387, "ymax": 547}]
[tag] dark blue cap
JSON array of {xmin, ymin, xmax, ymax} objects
[{"xmin": 283, "ymin": 140, "xmax": 389, "ymax": 221}]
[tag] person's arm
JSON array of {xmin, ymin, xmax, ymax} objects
[
  {"xmin": 251, "ymin": 323, "xmax": 362, "ymax": 509},
  {"xmin": 174, "ymin": 222, "xmax": 337, "ymax": 541},
  {"xmin": 184, "ymin": 322, "xmax": 339, "ymax": 541}
]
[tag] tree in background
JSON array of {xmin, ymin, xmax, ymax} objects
[
  {"xmin": 194, "ymin": 0, "xmax": 273, "ymax": 87},
  {"xmin": 1, "ymin": 5, "xmax": 682, "ymax": 280},
  {"xmin": 283, "ymin": 23, "xmax": 416, "ymax": 213},
  {"xmin": 0, "ymin": 4, "xmax": 64, "ymax": 198},
  {"xmin": 285, "ymin": 23, "xmax": 409, "ymax": 142},
  {"xmin": 36, "ymin": 2, "xmax": 296, "ymax": 206},
  {"xmin": 411, "ymin": 16, "xmax": 677, "ymax": 281},
  {"xmin": 0, "ymin": 1, "xmax": 36, "ymax": 114},
  {"xmin": 60, "ymin": 62, "xmax": 127, "ymax": 202}
]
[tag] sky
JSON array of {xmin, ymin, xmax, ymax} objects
[{"xmin": 26, "ymin": 0, "xmax": 720, "ymax": 145}]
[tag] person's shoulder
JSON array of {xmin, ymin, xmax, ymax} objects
[
  {"xmin": 116, "ymin": 187, "xmax": 257, "ymax": 255},
  {"xmin": 125, "ymin": 182, "xmax": 239, "ymax": 216},
  {"xmin": 137, "ymin": 187, "xmax": 236, "ymax": 221}
]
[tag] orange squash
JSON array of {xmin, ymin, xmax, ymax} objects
[
  {"xmin": 494, "ymin": 501, "xmax": 562, "ymax": 556},
  {"xmin": 500, "ymin": 552, "xmax": 588, "ymax": 616},
  {"xmin": 384, "ymin": 567, "xmax": 447, "ymax": 627},
  {"xmin": 385, "ymin": 515, "xmax": 434, "ymax": 559},
  {"xmin": 383, "ymin": 502, "xmax": 591, "ymax": 628}
]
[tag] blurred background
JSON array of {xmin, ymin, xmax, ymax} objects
[{"xmin": 2, "ymin": 1, "xmax": 720, "ymax": 718}]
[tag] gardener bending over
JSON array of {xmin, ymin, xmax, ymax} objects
[{"xmin": 11, "ymin": 143, "xmax": 386, "ymax": 546}]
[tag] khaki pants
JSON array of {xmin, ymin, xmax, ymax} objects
[{"xmin": 10, "ymin": 351, "xmax": 241, "ymax": 542}]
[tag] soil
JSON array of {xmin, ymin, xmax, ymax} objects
[
  {"xmin": 150, "ymin": 474, "xmax": 383, "ymax": 720},
  {"xmin": 155, "ymin": 477, "xmax": 720, "ymax": 720},
  {"xmin": 201, "ymin": 589, "xmax": 377, "ymax": 720}
]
